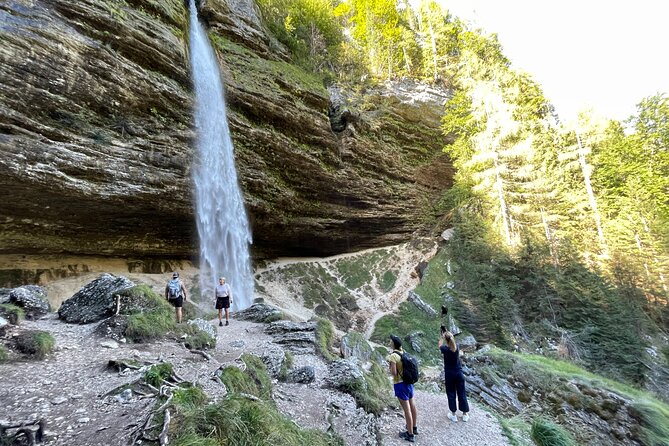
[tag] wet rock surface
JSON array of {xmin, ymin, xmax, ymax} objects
[
  {"xmin": 234, "ymin": 302, "xmax": 283, "ymax": 322},
  {"xmin": 0, "ymin": 0, "xmax": 453, "ymax": 264},
  {"xmin": 58, "ymin": 274, "xmax": 135, "ymax": 324}
]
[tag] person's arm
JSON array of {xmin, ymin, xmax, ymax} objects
[
  {"xmin": 438, "ymin": 338, "xmax": 444, "ymax": 348},
  {"xmin": 165, "ymin": 285, "xmax": 169, "ymax": 301},
  {"xmin": 181, "ymin": 284, "xmax": 187, "ymax": 301},
  {"xmin": 389, "ymin": 360, "xmax": 397, "ymax": 378}
]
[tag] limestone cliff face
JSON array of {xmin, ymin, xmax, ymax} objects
[{"xmin": 0, "ymin": 0, "xmax": 453, "ymax": 262}]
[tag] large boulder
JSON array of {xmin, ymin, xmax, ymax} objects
[
  {"xmin": 340, "ymin": 332, "xmax": 373, "ymax": 363},
  {"xmin": 257, "ymin": 343, "xmax": 286, "ymax": 379},
  {"xmin": 326, "ymin": 359, "xmax": 365, "ymax": 391},
  {"xmin": 234, "ymin": 303, "xmax": 282, "ymax": 323},
  {"xmin": 58, "ymin": 274, "xmax": 135, "ymax": 324},
  {"xmin": 9, "ymin": 286, "xmax": 50, "ymax": 319},
  {"xmin": 286, "ymin": 366, "xmax": 316, "ymax": 384}
]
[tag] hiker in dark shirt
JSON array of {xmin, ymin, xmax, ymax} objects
[
  {"xmin": 165, "ymin": 272, "xmax": 187, "ymax": 323},
  {"xmin": 439, "ymin": 330, "xmax": 470, "ymax": 422}
]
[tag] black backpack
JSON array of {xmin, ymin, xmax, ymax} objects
[{"xmin": 395, "ymin": 350, "xmax": 419, "ymax": 385}]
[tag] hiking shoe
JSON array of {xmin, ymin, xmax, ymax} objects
[
  {"xmin": 448, "ymin": 413, "xmax": 458, "ymax": 422},
  {"xmin": 219, "ymin": 321, "xmax": 223, "ymax": 327},
  {"xmin": 225, "ymin": 320, "xmax": 229, "ymax": 326},
  {"xmin": 399, "ymin": 431, "xmax": 416, "ymax": 443},
  {"xmin": 413, "ymin": 426, "xmax": 418, "ymax": 435},
  {"xmin": 462, "ymin": 414, "xmax": 470, "ymax": 422}
]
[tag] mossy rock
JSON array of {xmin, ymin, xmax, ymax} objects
[
  {"xmin": 15, "ymin": 330, "xmax": 55, "ymax": 358},
  {"xmin": 0, "ymin": 304, "xmax": 25, "ymax": 325}
]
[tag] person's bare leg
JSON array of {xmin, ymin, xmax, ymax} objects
[
  {"xmin": 177, "ymin": 307, "xmax": 183, "ymax": 324},
  {"xmin": 225, "ymin": 308, "xmax": 230, "ymax": 323},
  {"xmin": 398, "ymin": 399, "xmax": 414, "ymax": 435},
  {"xmin": 218, "ymin": 308, "xmax": 223, "ymax": 323},
  {"xmin": 409, "ymin": 398, "xmax": 417, "ymax": 430}
]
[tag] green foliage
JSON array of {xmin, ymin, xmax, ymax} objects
[
  {"xmin": 180, "ymin": 324, "xmax": 216, "ymax": 350},
  {"xmin": 530, "ymin": 418, "xmax": 576, "ymax": 446},
  {"xmin": 0, "ymin": 345, "xmax": 8, "ymax": 362},
  {"xmin": 221, "ymin": 354, "xmax": 272, "ymax": 400},
  {"xmin": 173, "ymin": 385, "xmax": 208, "ymax": 409},
  {"xmin": 315, "ymin": 318, "xmax": 338, "ymax": 361},
  {"xmin": 481, "ymin": 348, "xmax": 669, "ymax": 446},
  {"xmin": 371, "ymin": 249, "xmax": 454, "ymax": 366},
  {"xmin": 633, "ymin": 399, "xmax": 669, "ymax": 446},
  {"xmin": 351, "ymin": 362, "xmax": 394, "ymax": 415},
  {"xmin": 126, "ymin": 310, "xmax": 175, "ymax": 342},
  {"xmin": 172, "ymin": 394, "xmax": 343, "ymax": 446},
  {"xmin": 0, "ymin": 304, "xmax": 25, "ymax": 324},
  {"xmin": 279, "ymin": 351, "xmax": 295, "ymax": 381},
  {"xmin": 145, "ymin": 363, "xmax": 174, "ymax": 387},
  {"xmin": 256, "ymin": 0, "xmax": 342, "ymax": 70},
  {"xmin": 15, "ymin": 330, "xmax": 55, "ymax": 359}
]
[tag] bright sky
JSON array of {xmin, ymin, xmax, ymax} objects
[{"xmin": 443, "ymin": 0, "xmax": 669, "ymax": 123}]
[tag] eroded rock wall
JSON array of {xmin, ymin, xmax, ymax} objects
[{"xmin": 0, "ymin": 0, "xmax": 453, "ymax": 269}]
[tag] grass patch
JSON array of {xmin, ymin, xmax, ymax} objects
[
  {"xmin": 0, "ymin": 345, "xmax": 8, "ymax": 362},
  {"xmin": 172, "ymin": 394, "xmax": 343, "ymax": 446},
  {"xmin": 531, "ymin": 418, "xmax": 576, "ymax": 446},
  {"xmin": 15, "ymin": 330, "xmax": 55, "ymax": 359},
  {"xmin": 180, "ymin": 324, "xmax": 216, "ymax": 350},
  {"xmin": 315, "ymin": 318, "xmax": 338, "ymax": 362},
  {"xmin": 145, "ymin": 363, "xmax": 174, "ymax": 388},
  {"xmin": 0, "ymin": 303, "xmax": 25, "ymax": 324},
  {"xmin": 498, "ymin": 415, "xmax": 533, "ymax": 446},
  {"xmin": 279, "ymin": 351, "xmax": 295, "ymax": 381},
  {"xmin": 221, "ymin": 354, "xmax": 272, "ymax": 400},
  {"xmin": 351, "ymin": 362, "xmax": 394, "ymax": 415},
  {"xmin": 126, "ymin": 311, "xmax": 175, "ymax": 342},
  {"xmin": 483, "ymin": 348, "xmax": 669, "ymax": 446},
  {"xmin": 173, "ymin": 385, "xmax": 208, "ymax": 409}
]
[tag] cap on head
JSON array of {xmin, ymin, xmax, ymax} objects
[
  {"xmin": 172, "ymin": 272, "xmax": 179, "ymax": 278},
  {"xmin": 390, "ymin": 335, "xmax": 402, "ymax": 349}
]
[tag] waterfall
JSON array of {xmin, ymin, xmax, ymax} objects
[{"xmin": 188, "ymin": 0, "xmax": 253, "ymax": 310}]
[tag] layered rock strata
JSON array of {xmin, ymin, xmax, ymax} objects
[{"xmin": 0, "ymin": 0, "xmax": 453, "ymax": 265}]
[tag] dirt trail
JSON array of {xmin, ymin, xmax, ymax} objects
[{"xmin": 1, "ymin": 312, "xmax": 510, "ymax": 446}]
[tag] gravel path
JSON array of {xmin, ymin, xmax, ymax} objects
[
  {"xmin": 379, "ymin": 390, "xmax": 510, "ymax": 446},
  {"xmin": 0, "ymin": 313, "xmax": 511, "ymax": 446}
]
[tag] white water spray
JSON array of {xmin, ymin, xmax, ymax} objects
[{"xmin": 188, "ymin": 0, "xmax": 253, "ymax": 310}]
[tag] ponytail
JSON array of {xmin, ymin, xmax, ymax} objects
[{"xmin": 443, "ymin": 331, "xmax": 457, "ymax": 352}]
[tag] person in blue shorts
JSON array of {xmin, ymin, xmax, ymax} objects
[{"xmin": 387, "ymin": 335, "xmax": 417, "ymax": 443}]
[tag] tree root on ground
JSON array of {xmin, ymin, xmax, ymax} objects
[{"xmin": 0, "ymin": 419, "xmax": 46, "ymax": 445}]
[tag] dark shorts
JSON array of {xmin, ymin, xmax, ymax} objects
[
  {"xmin": 215, "ymin": 296, "xmax": 230, "ymax": 309},
  {"xmin": 169, "ymin": 296, "xmax": 183, "ymax": 308},
  {"xmin": 393, "ymin": 382, "xmax": 414, "ymax": 401}
]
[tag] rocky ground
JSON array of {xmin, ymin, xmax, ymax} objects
[{"xmin": 0, "ymin": 310, "xmax": 510, "ymax": 446}]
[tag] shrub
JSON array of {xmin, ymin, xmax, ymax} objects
[
  {"xmin": 173, "ymin": 394, "xmax": 343, "ymax": 446},
  {"xmin": 0, "ymin": 345, "xmax": 8, "ymax": 362},
  {"xmin": 315, "ymin": 318, "xmax": 338, "ymax": 361},
  {"xmin": 0, "ymin": 304, "xmax": 25, "ymax": 324},
  {"xmin": 279, "ymin": 351, "xmax": 295, "ymax": 381},
  {"xmin": 145, "ymin": 363, "xmax": 174, "ymax": 388},
  {"xmin": 173, "ymin": 385, "xmax": 208, "ymax": 409},
  {"xmin": 221, "ymin": 354, "xmax": 272, "ymax": 400},
  {"xmin": 633, "ymin": 400, "xmax": 669, "ymax": 446},
  {"xmin": 346, "ymin": 362, "xmax": 394, "ymax": 415},
  {"xmin": 15, "ymin": 330, "xmax": 55, "ymax": 358},
  {"xmin": 531, "ymin": 418, "xmax": 576, "ymax": 446},
  {"xmin": 126, "ymin": 311, "xmax": 175, "ymax": 342}
]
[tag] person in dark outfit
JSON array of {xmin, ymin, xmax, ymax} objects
[{"xmin": 439, "ymin": 330, "xmax": 470, "ymax": 422}]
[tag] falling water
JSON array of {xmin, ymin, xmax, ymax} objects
[{"xmin": 188, "ymin": 0, "xmax": 253, "ymax": 310}]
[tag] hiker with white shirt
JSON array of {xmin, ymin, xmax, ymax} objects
[{"xmin": 215, "ymin": 277, "xmax": 233, "ymax": 327}]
